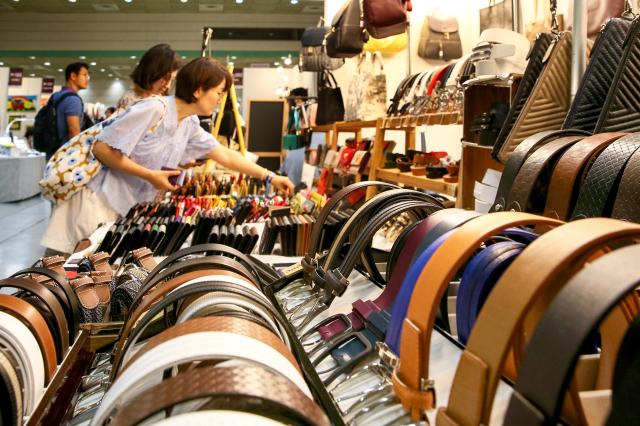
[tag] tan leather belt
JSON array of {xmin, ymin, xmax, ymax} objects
[
  {"xmin": 89, "ymin": 271, "xmax": 112, "ymax": 305},
  {"xmin": 131, "ymin": 247, "xmax": 157, "ymax": 271},
  {"xmin": 89, "ymin": 252, "xmax": 113, "ymax": 277},
  {"xmin": 505, "ymin": 135, "xmax": 585, "ymax": 212},
  {"xmin": 70, "ymin": 276, "xmax": 102, "ymax": 311},
  {"xmin": 0, "ymin": 294, "xmax": 57, "ymax": 385},
  {"xmin": 32, "ymin": 255, "xmax": 66, "ymax": 283},
  {"xmin": 107, "ymin": 365, "xmax": 330, "ymax": 426},
  {"xmin": 438, "ymin": 218, "xmax": 640, "ymax": 426},
  {"xmin": 542, "ymin": 132, "xmax": 625, "ymax": 227},
  {"xmin": 392, "ymin": 212, "xmax": 563, "ymax": 420}
]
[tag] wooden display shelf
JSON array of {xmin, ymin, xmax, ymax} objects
[
  {"xmin": 375, "ymin": 167, "xmax": 458, "ymax": 196},
  {"xmin": 458, "ymin": 141, "xmax": 504, "ymax": 209}
]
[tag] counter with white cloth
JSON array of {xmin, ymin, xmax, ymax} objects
[{"xmin": 0, "ymin": 154, "xmax": 46, "ymax": 202}]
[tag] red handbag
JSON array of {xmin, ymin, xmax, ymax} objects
[{"xmin": 363, "ymin": 0, "xmax": 409, "ymax": 39}]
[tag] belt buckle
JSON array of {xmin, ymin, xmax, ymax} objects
[
  {"xmin": 329, "ymin": 359, "xmax": 391, "ymax": 404},
  {"xmin": 309, "ymin": 331, "xmax": 374, "ymax": 387},
  {"xmin": 287, "ymin": 294, "xmax": 328, "ymax": 330},
  {"xmin": 275, "ymin": 278, "xmax": 312, "ymax": 299},
  {"xmin": 299, "ymin": 313, "xmax": 352, "ymax": 348}
]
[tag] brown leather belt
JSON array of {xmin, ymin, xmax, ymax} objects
[
  {"xmin": 89, "ymin": 252, "xmax": 113, "ymax": 277},
  {"xmin": 0, "ymin": 294, "xmax": 57, "ymax": 385},
  {"xmin": 0, "ymin": 277, "xmax": 69, "ymax": 366},
  {"xmin": 542, "ymin": 132, "xmax": 625, "ymax": 226},
  {"xmin": 108, "ymin": 365, "xmax": 329, "ymax": 426},
  {"xmin": 438, "ymin": 218, "xmax": 640, "ymax": 426},
  {"xmin": 131, "ymin": 247, "xmax": 157, "ymax": 271},
  {"xmin": 611, "ymin": 147, "xmax": 640, "ymax": 222},
  {"xmin": 505, "ymin": 135, "xmax": 585, "ymax": 212},
  {"xmin": 391, "ymin": 212, "xmax": 563, "ymax": 420},
  {"xmin": 70, "ymin": 276, "xmax": 102, "ymax": 311},
  {"xmin": 119, "ymin": 316, "xmax": 299, "ymax": 378},
  {"xmin": 89, "ymin": 272, "xmax": 112, "ymax": 305}
]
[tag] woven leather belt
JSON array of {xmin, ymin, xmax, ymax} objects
[
  {"xmin": 439, "ymin": 218, "xmax": 640, "ymax": 426},
  {"xmin": 571, "ymin": 133, "xmax": 640, "ymax": 219},
  {"xmin": 392, "ymin": 212, "xmax": 563, "ymax": 420},
  {"xmin": 94, "ymin": 317, "xmax": 309, "ymax": 426},
  {"xmin": 505, "ymin": 135, "xmax": 584, "ymax": 212},
  {"xmin": 0, "ymin": 294, "xmax": 56, "ymax": 385},
  {"xmin": 107, "ymin": 365, "xmax": 329, "ymax": 426},
  {"xmin": 491, "ymin": 129, "xmax": 590, "ymax": 212},
  {"xmin": 542, "ymin": 133, "xmax": 624, "ymax": 226},
  {"xmin": 611, "ymin": 147, "xmax": 640, "ymax": 222},
  {"xmin": 504, "ymin": 243, "xmax": 640, "ymax": 425},
  {"xmin": 0, "ymin": 277, "xmax": 68, "ymax": 365},
  {"xmin": 0, "ymin": 350, "xmax": 21, "ymax": 426}
]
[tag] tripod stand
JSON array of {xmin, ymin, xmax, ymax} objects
[{"xmin": 201, "ymin": 26, "xmax": 247, "ymax": 155}]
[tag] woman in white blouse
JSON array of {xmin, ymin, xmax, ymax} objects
[{"xmin": 41, "ymin": 57, "xmax": 294, "ymax": 255}]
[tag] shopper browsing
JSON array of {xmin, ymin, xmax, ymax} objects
[
  {"xmin": 117, "ymin": 43, "xmax": 181, "ymax": 110},
  {"xmin": 40, "ymin": 57, "xmax": 294, "ymax": 255}
]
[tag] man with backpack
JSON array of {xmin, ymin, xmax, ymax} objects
[{"xmin": 33, "ymin": 62, "xmax": 90, "ymax": 158}]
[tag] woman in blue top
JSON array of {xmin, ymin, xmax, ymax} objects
[{"xmin": 41, "ymin": 57, "xmax": 294, "ymax": 254}]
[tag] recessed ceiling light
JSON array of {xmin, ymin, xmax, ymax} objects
[
  {"xmin": 235, "ymin": 0, "xmax": 243, "ymax": 3},
  {"xmin": 44, "ymin": 61, "xmax": 51, "ymax": 66},
  {"xmin": 124, "ymin": 0, "xmax": 132, "ymax": 2},
  {"xmin": 69, "ymin": 0, "xmax": 77, "ymax": 3},
  {"xmin": 79, "ymin": 55, "xmax": 86, "ymax": 59},
  {"xmin": 29, "ymin": 73, "xmax": 35, "ymax": 77},
  {"xmin": 130, "ymin": 55, "xmax": 136, "ymax": 59},
  {"xmin": 274, "ymin": 62, "xmax": 280, "ymax": 66},
  {"xmin": 283, "ymin": 55, "xmax": 292, "ymax": 66},
  {"xmin": 58, "ymin": 68, "xmax": 63, "ymax": 72},
  {"xmin": 231, "ymin": 56, "xmax": 237, "ymax": 60},
  {"xmin": 29, "ymin": 56, "xmax": 36, "ymax": 60},
  {"xmin": 100, "ymin": 68, "xmax": 106, "ymax": 72},
  {"xmin": 108, "ymin": 73, "xmax": 113, "ymax": 77},
  {"xmin": 291, "ymin": 0, "xmax": 299, "ymax": 4},
  {"xmin": 181, "ymin": 55, "xmax": 186, "ymax": 59},
  {"xmin": 90, "ymin": 61, "xmax": 97, "ymax": 66},
  {"xmin": 180, "ymin": 0, "xmax": 188, "ymax": 3},
  {"xmin": 0, "ymin": 62, "xmax": 4, "ymax": 66}
]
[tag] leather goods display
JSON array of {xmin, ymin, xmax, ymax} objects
[
  {"xmin": 418, "ymin": 15, "xmax": 463, "ymax": 61},
  {"xmin": 571, "ymin": 132, "xmax": 640, "ymax": 219},
  {"xmin": 495, "ymin": 31, "xmax": 581, "ymax": 162},
  {"xmin": 595, "ymin": 18, "xmax": 640, "ymax": 133},
  {"xmin": 504, "ymin": 242, "xmax": 640, "ymax": 425},
  {"xmin": 563, "ymin": 17, "xmax": 633, "ymax": 132},
  {"xmin": 491, "ymin": 33, "xmax": 554, "ymax": 161},
  {"xmin": 316, "ymin": 70, "xmax": 345, "ymax": 125},
  {"xmin": 468, "ymin": 28, "xmax": 530, "ymax": 79},
  {"xmin": 542, "ymin": 132, "xmax": 624, "ymax": 224},
  {"xmin": 325, "ymin": 0, "xmax": 368, "ymax": 59},
  {"xmin": 362, "ymin": 0, "xmax": 408, "ymax": 39},
  {"xmin": 441, "ymin": 218, "xmax": 640, "ymax": 426}
]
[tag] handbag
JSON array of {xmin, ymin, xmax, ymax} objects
[
  {"xmin": 594, "ymin": 17, "xmax": 640, "ymax": 133},
  {"xmin": 39, "ymin": 96, "xmax": 168, "ymax": 203},
  {"xmin": 349, "ymin": 150, "xmax": 371, "ymax": 174},
  {"xmin": 567, "ymin": 0, "xmax": 626, "ymax": 38},
  {"xmin": 300, "ymin": 21, "xmax": 345, "ymax": 71},
  {"xmin": 345, "ymin": 52, "xmax": 387, "ymax": 121},
  {"xmin": 325, "ymin": 0, "xmax": 368, "ymax": 59},
  {"xmin": 563, "ymin": 16, "xmax": 633, "ymax": 132},
  {"xmin": 418, "ymin": 14, "xmax": 463, "ymax": 61},
  {"xmin": 316, "ymin": 70, "xmax": 345, "ymax": 125},
  {"xmin": 363, "ymin": 31, "xmax": 408, "ymax": 54},
  {"xmin": 479, "ymin": 0, "xmax": 513, "ymax": 32},
  {"xmin": 363, "ymin": 0, "xmax": 408, "ymax": 39}
]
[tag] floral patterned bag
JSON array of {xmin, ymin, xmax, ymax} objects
[
  {"xmin": 39, "ymin": 96, "xmax": 167, "ymax": 203},
  {"xmin": 345, "ymin": 51, "xmax": 387, "ymax": 121}
]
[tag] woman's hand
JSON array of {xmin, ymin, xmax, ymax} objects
[
  {"xmin": 147, "ymin": 169, "xmax": 180, "ymax": 191},
  {"xmin": 272, "ymin": 175, "xmax": 295, "ymax": 195}
]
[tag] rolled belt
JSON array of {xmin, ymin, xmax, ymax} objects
[
  {"xmin": 611, "ymin": 147, "xmax": 640, "ymax": 222},
  {"xmin": 107, "ymin": 366, "xmax": 330, "ymax": 426},
  {"xmin": 504, "ymin": 243, "xmax": 640, "ymax": 425},
  {"xmin": 607, "ymin": 316, "xmax": 640, "ymax": 426},
  {"xmin": 0, "ymin": 350, "xmax": 22, "ymax": 426},
  {"xmin": 438, "ymin": 218, "xmax": 640, "ymax": 426}
]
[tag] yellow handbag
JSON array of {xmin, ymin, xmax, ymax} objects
[{"xmin": 363, "ymin": 31, "xmax": 408, "ymax": 54}]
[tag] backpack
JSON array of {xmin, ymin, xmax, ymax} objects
[
  {"xmin": 33, "ymin": 91, "xmax": 80, "ymax": 155},
  {"xmin": 39, "ymin": 96, "xmax": 168, "ymax": 203}
]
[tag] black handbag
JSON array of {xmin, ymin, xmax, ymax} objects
[
  {"xmin": 563, "ymin": 17, "xmax": 633, "ymax": 132},
  {"xmin": 316, "ymin": 70, "xmax": 345, "ymax": 125},
  {"xmin": 595, "ymin": 17, "xmax": 640, "ymax": 133},
  {"xmin": 302, "ymin": 26, "xmax": 330, "ymax": 47},
  {"xmin": 325, "ymin": 0, "xmax": 368, "ymax": 59}
]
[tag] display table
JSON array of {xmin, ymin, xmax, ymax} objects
[{"xmin": 0, "ymin": 154, "xmax": 46, "ymax": 202}]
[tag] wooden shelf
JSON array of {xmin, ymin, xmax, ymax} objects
[{"xmin": 375, "ymin": 167, "xmax": 458, "ymax": 197}]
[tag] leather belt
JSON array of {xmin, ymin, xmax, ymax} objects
[
  {"xmin": 607, "ymin": 316, "xmax": 640, "ymax": 425},
  {"xmin": 491, "ymin": 129, "xmax": 590, "ymax": 212},
  {"xmin": 504, "ymin": 243, "xmax": 640, "ymax": 425},
  {"xmin": 571, "ymin": 133, "xmax": 640, "ymax": 219},
  {"xmin": 611, "ymin": 147, "xmax": 640, "ymax": 222},
  {"xmin": 0, "ymin": 310, "xmax": 45, "ymax": 415},
  {"xmin": 0, "ymin": 277, "xmax": 69, "ymax": 364},
  {"xmin": 0, "ymin": 294, "xmax": 56, "ymax": 384},
  {"xmin": 505, "ymin": 135, "xmax": 584, "ymax": 212},
  {"xmin": 542, "ymin": 133, "xmax": 624, "ymax": 226},
  {"xmin": 107, "ymin": 366, "xmax": 330, "ymax": 426},
  {"xmin": 439, "ymin": 218, "xmax": 640, "ymax": 426},
  {"xmin": 143, "ymin": 411, "xmax": 286, "ymax": 425},
  {"xmin": 70, "ymin": 276, "xmax": 106, "ymax": 324},
  {"xmin": 89, "ymin": 252, "xmax": 113, "ymax": 277},
  {"xmin": 393, "ymin": 212, "xmax": 563, "ymax": 420},
  {"xmin": 94, "ymin": 317, "xmax": 310, "ymax": 426},
  {"xmin": 0, "ymin": 350, "xmax": 21, "ymax": 426},
  {"xmin": 90, "ymin": 271, "xmax": 112, "ymax": 304},
  {"xmin": 456, "ymin": 240, "xmax": 526, "ymax": 345},
  {"xmin": 130, "ymin": 247, "xmax": 157, "ymax": 271}
]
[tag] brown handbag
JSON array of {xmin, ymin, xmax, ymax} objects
[
  {"xmin": 363, "ymin": 0, "xmax": 409, "ymax": 39},
  {"xmin": 496, "ymin": 31, "xmax": 593, "ymax": 162}
]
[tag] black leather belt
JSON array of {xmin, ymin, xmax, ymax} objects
[
  {"xmin": 571, "ymin": 133, "xmax": 640, "ymax": 219},
  {"xmin": 504, "ymin": 243, "xmax": 640, "ymax": 425},
  {"xmin": 491, "ymin": 129, "xmax": 590, "ymax": 212},
  {"xmin": 611, "ymin": 148, "xmax": 640, "ymax": 222}
]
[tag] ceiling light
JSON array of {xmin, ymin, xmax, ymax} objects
[
  {"xmin": 79, "ymin": 55, "xmax": 86, "ymax": 59},
  {"xmin": 231, "ymin": 56, "xmax": 237, "ymax": 60},
  {"xmin": 235, "ymin": 0, "xmax": 243, "ymax": 3},
  {"xmin": 69, "ymin": 0, "xmax": 77, "ymax": 3},
  {"xmin": 108, "ymin": 74, "xmax": 113, "ymax": 77},
  {"xmin": 228, "ymin": 62, "xmax": 234, "ymax": 67},
  {"xmin": 29, "ymin": 73, "xmax": 35, "ymax": 77},
  {"xmin": 58, "ymin": 68, "xmax": 63, "ymax": 72},
  {"xmin": 274, "ymin": 62, "xmax": 280, "ymax": 66},
  {"xmin": 124, "ymin": 0, "xmax": 132, "ymax": 2},
  {"xmin": 291, "ymin": 0, "xmax": 299, "ymax": 4},
  {"xmin": 0, "ymin": 62, "xmax": 4, "ymax": 66},
  {"xmin": 130, "ymin": 55, "xmax": 136, "ymax": 59},
  {"xmin": 29, "ymin": 56, "xmax": 36, "ymax": 60},
  {"xmin": 180, "ymin": 0, "xmax": 188, "ymax": 3},
  {"xmin": 283, "ymin": 55, "xmax": 292, "ymax": 66},
  {"xmin": 181, "ymin": 55, "xmax": 187, "ymax": 59},
  {"xmin": 90, "ymin": 61, "xmax": 97, "ymax": 66},
  {"xmin": 43, "ymin": 61, "xmax": 51, "ymax": 66},
  {"xmin": 100, "ymin": 68, "xmax": 106, "ymax": 72}
]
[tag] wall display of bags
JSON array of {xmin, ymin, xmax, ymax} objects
[
  {"xmin": 344, "ymin": 52, "xmax": 387, "ymax": 121},
  {"xmin": 299, "ymin": 22, "xmax": 345, "ymax": 72},
  {"xmin": 418, "ymin": 13, "xmax": 463, "ymax": 61}
]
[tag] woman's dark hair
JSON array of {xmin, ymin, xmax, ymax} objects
[
  {"xmin": 130, "ymin": 44, "xmax": 181, "ymax": 90},
  {"xmin": 175, "ymin": 57, "xmax": 232, "ymax": 103}
]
